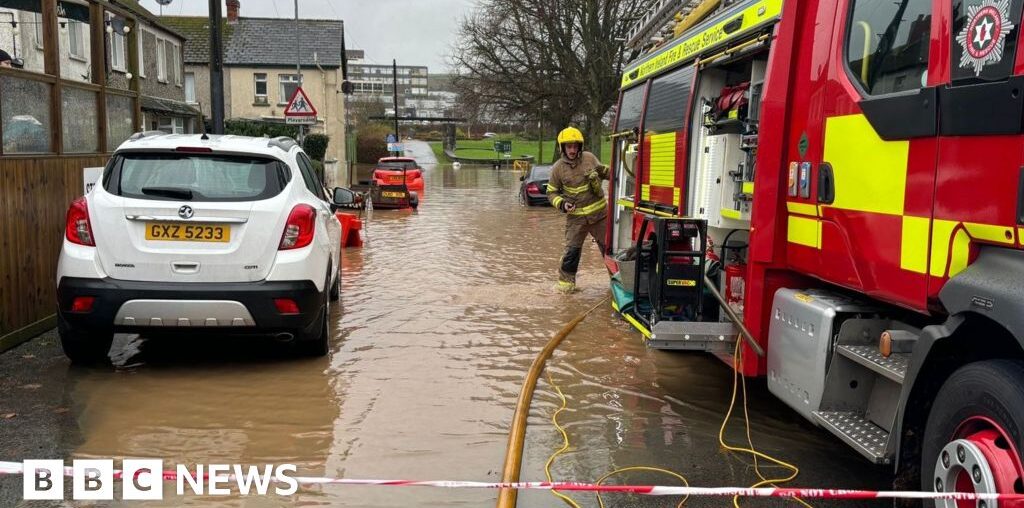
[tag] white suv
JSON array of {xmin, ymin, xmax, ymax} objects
[{"xmin": 56, "ymin": 133, "xmax": 353, "ymax": 363}]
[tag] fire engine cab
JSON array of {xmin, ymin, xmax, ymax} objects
[{"xmin": 607, "ymin": 0, "xmax": 1024, "ymax": 499}]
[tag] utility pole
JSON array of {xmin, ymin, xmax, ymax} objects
[
  {"xmin": 392, "ymin": 59, "xmax": 399, "ymax": 153},
  {"xmin": 295, "ymin": 0, "xmax": 303, "ymax": 141},
  {"xmin": 209, "ymin": 0, "xmax": 224, "ymax": 133}
]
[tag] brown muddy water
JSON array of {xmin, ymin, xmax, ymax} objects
[{"xmin": 0, "ymin": 141, "xmax": 890, "ymax": 507}]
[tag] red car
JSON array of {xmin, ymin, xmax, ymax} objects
[
  {"xmin": 373, "ymin": 157, "xmax": 424, "ymax": 191},
  {"xmin": 370, "ymin": 157, "xmax": 422, "ymax": 209}
]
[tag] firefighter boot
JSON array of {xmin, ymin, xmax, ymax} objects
[{"xmin": 557, "ymin": 246, "xmax": 583, "ymax": 294}]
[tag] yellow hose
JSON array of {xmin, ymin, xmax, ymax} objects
[{"xmin": 496, "ymin": 296, "xmax": 609, "ymax": 508}]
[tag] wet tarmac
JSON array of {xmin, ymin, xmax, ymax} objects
[{"xmin": 0, "ymin": 141, "xmax": 890, "ymax": 507}]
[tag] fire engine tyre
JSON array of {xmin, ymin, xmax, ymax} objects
[
  {"xmin": 57, "ymin": 313, "xmax": 113, "ymax": 365},
  {"xmin": 920, "ymin": 360, "xmax": 1024, "ymax": 504}
]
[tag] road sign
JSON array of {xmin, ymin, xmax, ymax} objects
[
  {"xmin": 386, "ymin": 133, "xmax": 397, "ymax": 144},
  {"xmin": 387, "ymin": 143, "xmax": 404, "ymax": 152},
  {"xmin": 83, "ymin": 167, "xmax": 103, "ymax": 195},
  {"xmin": 284, "ymin": 86, "xmax": 317, "ymax": 120},
  {"xmin": 494, "ymin": 140, "xmax": 512, "ymax": 153},
  {"xmin": 286, "ymin": 116, "xmax": 315, "ymax": 125}
]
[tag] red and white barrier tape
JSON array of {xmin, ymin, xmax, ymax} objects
[{"xmin": 2, "ymin": 461, "xmax": 1021, "ymax": 501}]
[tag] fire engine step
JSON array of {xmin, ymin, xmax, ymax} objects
[
  {"xmin": 836, "ymin": 345, "xmax": 909, "ymax": 384},
  {"xmin": 648, "ymin": 321, "xmax": 738, "ymax": 352},
  {"xmin": 812, "ymin": 410, "xmax": 892, "ymax": 464}
]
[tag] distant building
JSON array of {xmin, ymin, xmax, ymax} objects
[
  {"xmin": 346, "ymin": 52, "xmax": 428, "ymax": 103},
  {"xmin": 163, "ymin": 0, "xmax": 347, "ymax": 167}
]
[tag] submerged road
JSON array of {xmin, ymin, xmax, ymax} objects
[{"xmin": 0, "ymin": 141, "xmax": 889, "ymax": 507}]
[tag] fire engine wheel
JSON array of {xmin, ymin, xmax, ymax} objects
[{"xmin": 921, "ymin": 360, "xmax": 1024, "ymax": 507}]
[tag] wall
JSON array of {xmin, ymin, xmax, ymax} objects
[
  {"xmin": 0, "ymin": 155, "xmax": 108, "ymax": 346},
  {"xmin": 186, "ymin": 64, "xmax": 213, "ymax": 116},
  {"xmin": 226, "ymin": 66, "xmax": 347, "ymax": 173},
  {"xmin": 137, "ymin": 25, "xmax": 185, "ymax": 103}
]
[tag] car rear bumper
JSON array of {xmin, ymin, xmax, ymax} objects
[{"xmin": 57, "ymin": 277, "xmax": 323, "ymax": 334}]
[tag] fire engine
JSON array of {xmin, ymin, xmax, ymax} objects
[{"xmin": 606, "ymin": 0, "xmax": 1024, "ymax": 499}]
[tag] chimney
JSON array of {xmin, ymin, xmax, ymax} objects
[{"xmin": 226, "ymin": 0, "xmax": 240, "ymax": 23}]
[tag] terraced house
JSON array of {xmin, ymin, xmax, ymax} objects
[
  {"xmin": 0, "ymin": 0, "xmax": 195, "ymax": 350},
  {"xmin": 164, "ymin": 0, "xmax": 348, "ymax": 178}
]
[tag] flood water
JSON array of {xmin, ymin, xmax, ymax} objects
[{"xmin": 1, "ymin": 141, "xmax": 891, "ymax": 507}]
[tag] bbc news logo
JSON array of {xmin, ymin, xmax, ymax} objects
[{"xmin": 22, "ymin": 460, "xmax": 299, "ymax": 500}]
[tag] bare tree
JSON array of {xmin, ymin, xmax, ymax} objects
[{"xmin": 452, "ymin": 0, "xmax": 650, "ymax": 159}]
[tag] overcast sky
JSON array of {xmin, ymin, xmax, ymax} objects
[{"xmin": 137, "ymin": 0, "xmax": 476, "ymax": 72}]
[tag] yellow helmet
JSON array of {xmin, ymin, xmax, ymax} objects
[{"xmin": 557, "ymin": 126, "xmax": 585, "ymax": 147}]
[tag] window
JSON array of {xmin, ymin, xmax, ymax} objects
[
  {"xmin": 644, "ymin": 65, "xmax": 696, "ymax": 133},
  {"xmin": 156, "ymin": 37, "xmax": 167, "ymax": 82},
  {"xmin": 846, "ymin": 0, "xmax": 932, "ymax": 95},
  {"xmin": 111, "ymin": 29, "xmax": 126, "ymax": 72},
  {"xmin": 951, "ymin": 0, "xmax": 1023, "ymax": 83},
  {"xmin": 254, "ymin": 73, "xmax": 268, "ymax": 103},
  {"xmin": 34, "ymin": 12, "xmax": 43, "ymax": 49},
  {"xmin": 1, "ymin": 77, "xmax": 53, "ymax": 154},
  {"xmin": 168, "ymin": 40, "xmax": 181, "ymax": 85},
  {"xmin": 68, "ymin": 21, "xmax": 85, "ymax": 59},
  {"xmin": 157, "ymin": 117, "xmax": 185, "ymax": 134},
  {"xmin": 138, "ymin": 30, "xmax": 145, "ymax": 78},
  {"xmin": 296, "ymin": 153, "xmax": 325, "ymax": 198},
  {"xmin": 616, "ymin": 85, "xmax": 645, "ymax": 132},
  {"xmin": 279, "ymin": 74, "xmax": 300, "ymax": 104},
  {"xmin": 184, "ymin": 72, "xmax": 196, "ymax": 103},
  {"xmin": 106, "ymin": 154, "xmax": 290, "ymax": 202},
  {"xmin": 61, "ymin": 87, "xmax": 98, "ymax": 153}
]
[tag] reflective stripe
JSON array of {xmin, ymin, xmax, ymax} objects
[
  {"xmin": 786, "ymin": 202, "xmax": 819, "ymax": 217},
  {"xmin": 900, "ymin": 216, "xmax": 930, "ymax": 274},
  {"xmin": 930, "ymin": 219, "xmax": 959, "ymax": 277},
  {"xmin": 949, "ymin": 229, "xmax": 971, "ymax": 277},
  {"xmin": 546, "ymin": 183, "xmax": 560, "ymax": 193},
  {"xmin": 563, "ymin": 183, "xmax": 590, "ymax": 195},
  {"xmin": 570, "ymin": 199, "xmax": 608, "ymax": 216},
  {"xmin": 787, "ymin": 215, "xmax": 820, "ymax": 249},
  {"xmin": 823, "ymin": 114, "xmax": 909, "ymax": 216},
  {"xmin": 552, "ymin": 196, "xmax": 565, "ymax": 208}
]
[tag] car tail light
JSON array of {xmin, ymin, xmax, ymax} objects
[
  {"xmin": 70, "ymin": 296, "xmax": 95, "ymax": 313},
  {"xmin": 279, "ymin": 204, "xmax": 316, "ymax": 250},
  {"xmin": 175, "ymin": 146, "xmax": 213, "ymax": 153},
  {"xmin": 274, "ymin": 298, "xmax": 300, "ymax": 315},
  {"xmin": 65, "ymin": 197, "xmax": 95, "ymax": 246},
  {"xmin": 526, "ymin": 182, "xmax": 540, "ymax": 194}
]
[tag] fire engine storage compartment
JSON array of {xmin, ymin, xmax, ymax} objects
[{"xmin": 643, "ymin": 52, "xmax": 770, "ymax": 351}]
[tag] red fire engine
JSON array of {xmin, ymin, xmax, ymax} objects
[{"xmin": 606, "ymin": 0, "xmax": 1024, "ymax": 499}]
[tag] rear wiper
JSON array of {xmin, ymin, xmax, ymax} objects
[{"xmin": 140, "ymin": 187, "xmax": 194, "ymax": 200}]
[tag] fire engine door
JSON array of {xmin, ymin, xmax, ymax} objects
[
  {"xmin": 930, "ymin": 0, "xmax": 1024, "ymax": 299},
  {"xmin": 794, "ymin": 0, "xmax": 942, "ymax": 311}
]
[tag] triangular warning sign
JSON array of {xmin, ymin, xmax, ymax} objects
[{"xmin": 284, "ymin": 86, "xmax": 317, "ymax": 117}]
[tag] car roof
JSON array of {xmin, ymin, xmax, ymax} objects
[{"xmin": 114, "ymin": 132, "xmax": 299, "ymax": 158}]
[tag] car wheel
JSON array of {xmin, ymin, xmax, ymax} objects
[
  {"xmin": 921, "ymin": 359, "xmax": 1024, "ymax": 505},
  {"xmin": 329, "ymin": 266, "xmax": 340, "ymax": 302},
  {"xmin": 409, "ymin": 192, "xmax": 419, "ymax": 210},
  {"xmin": 57, "ymin": 313, "xmax": 113, "ymax": 365}
]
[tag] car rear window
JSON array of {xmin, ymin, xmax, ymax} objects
[
  {"xmin": 105, "ymin": 153, "xmax": 290, "ymax": 202},
  {"xmin": 532, "ymin": 166, "xmax": 552, "ymax": 179},
  {"xmin": 377, "ymin": 162, "xmax": 417, "ymax": 170}
]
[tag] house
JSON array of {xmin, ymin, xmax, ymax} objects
[
  {"xmin": 163, "ymin": 0, "xmax": 347, "ymax": 173},
  {"xmin": 0, "ymin": 0, "xmax": 194, "ymax": 351}
]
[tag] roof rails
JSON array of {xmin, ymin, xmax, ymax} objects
[
  {"xmin": 128, "ymin": 130, "xmax": 168, "ymax": 141},
  {"xmin": 267, "ymin": 136, "xmax": 298, "ymax": 152}
]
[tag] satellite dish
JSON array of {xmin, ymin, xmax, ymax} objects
[{"xmin": 156, "ymin": 0, "xmax": 173, "ymax": 5}]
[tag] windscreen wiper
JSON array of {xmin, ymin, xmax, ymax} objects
[{"xmin": 140, "ymin": 187, "xmax": 194, "ymax": 200}]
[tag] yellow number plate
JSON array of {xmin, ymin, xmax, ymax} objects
[
  {"xmin": 145, "ymin": 223, "xmax": 230, "ymax": 243},
  {"xmin": 382, "ymin": 191, "xmax": 406, "ymax": 198}
]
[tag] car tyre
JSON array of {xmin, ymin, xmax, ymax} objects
[
  {"xmin": 409, "ymin": 192, "xmax": 419, "ymax": 210},
  {"xmin": 57, "ymin": 313, "xmax": 113, "ymax": 365},
  {"xmin": 329, "ymin": 266, "xmax": 340, "ymax": 302}
]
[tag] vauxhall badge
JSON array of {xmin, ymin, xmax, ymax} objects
[{"xmin": 956, "ymin": 0, "xmax": 1016, "ymax": 76}]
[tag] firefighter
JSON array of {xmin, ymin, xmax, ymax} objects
[{"xmin": 547, "ymin": 126, "xmax": 609, "ymax": 294}]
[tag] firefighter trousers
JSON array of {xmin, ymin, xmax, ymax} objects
[{"xmin": 559, "ymin": 213, "xmax": 607, "ymax": 284}]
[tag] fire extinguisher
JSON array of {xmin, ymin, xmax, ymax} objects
[{"xmin": 724, "ymin": 263, "xmax": 746, "ymax": 316}]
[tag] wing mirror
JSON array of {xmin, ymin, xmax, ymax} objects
[{"xmin": 332, "ymin": 187, "xmax": 356, "ymax": 205}]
